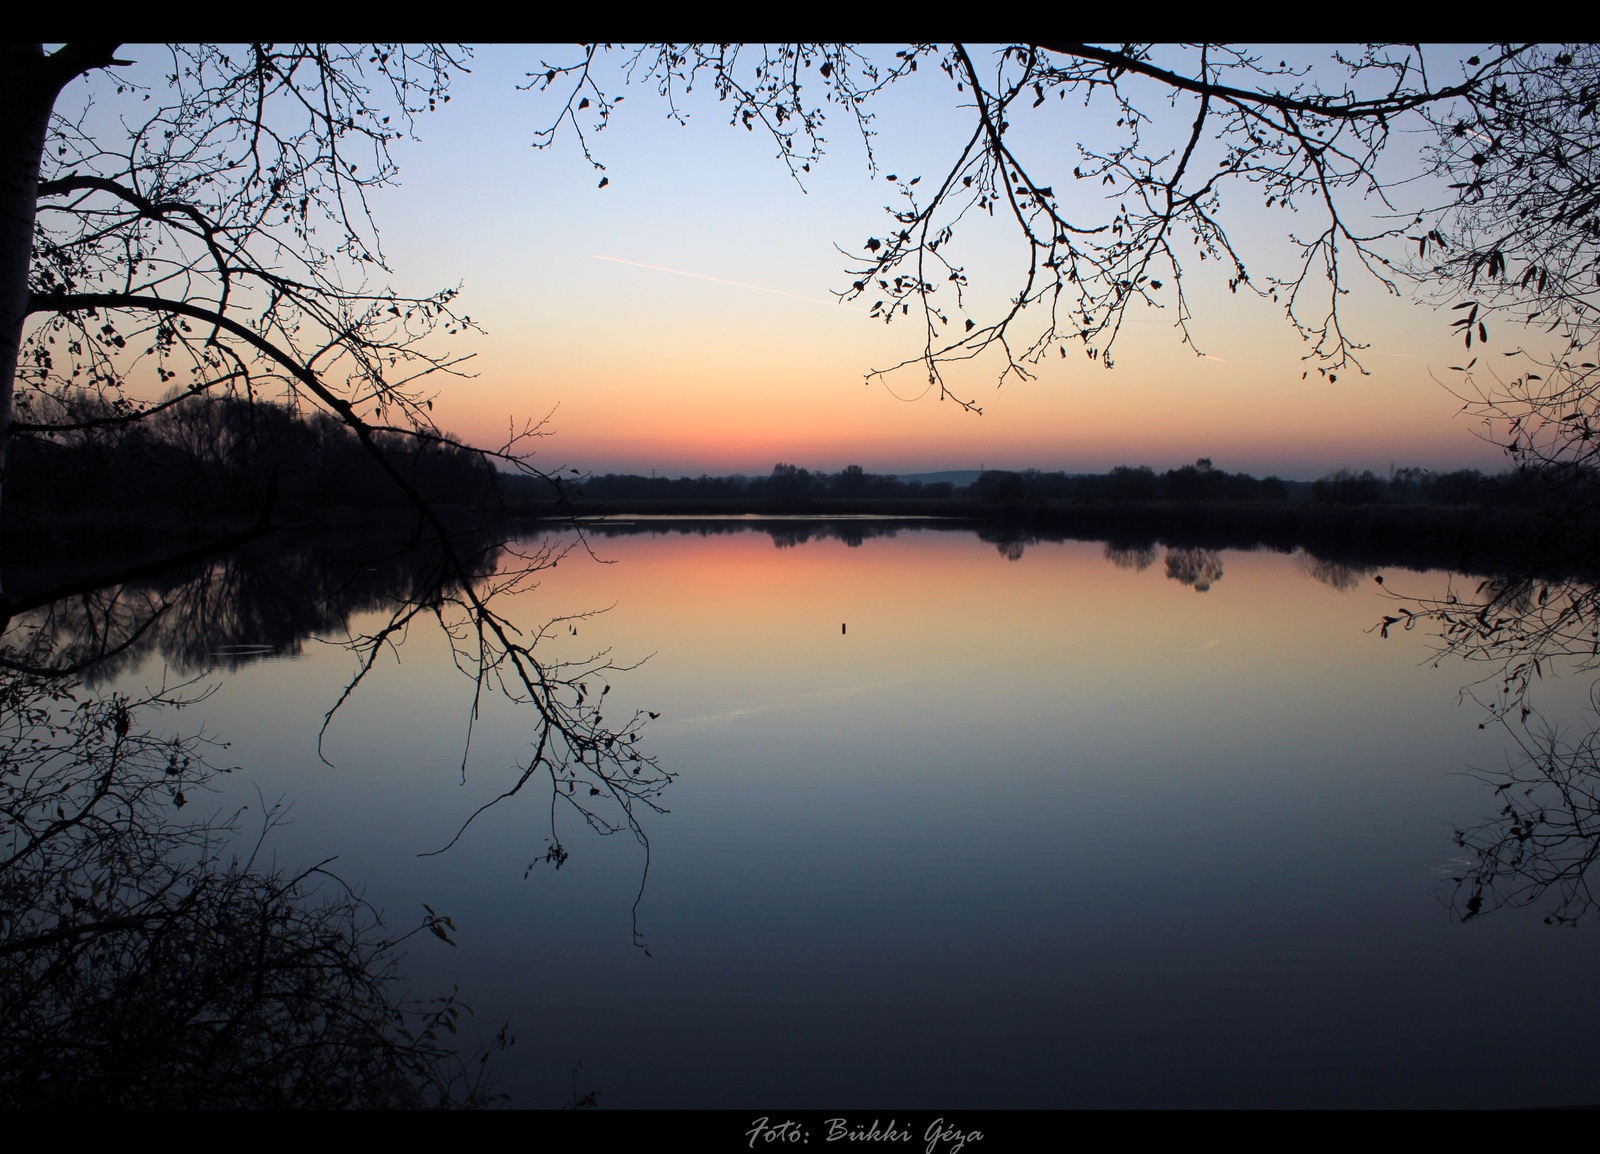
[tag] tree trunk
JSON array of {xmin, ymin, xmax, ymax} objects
[{"xmin": 0, "ymin": 43, "xmax": 123, "ymax": 599}]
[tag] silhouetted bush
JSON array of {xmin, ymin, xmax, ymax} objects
[{"xmin": 7, "ymin": 393, "xmax": 499, "ymax": 532}]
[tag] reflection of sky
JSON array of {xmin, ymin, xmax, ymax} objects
[
  {"xmin": 61, "ymin": 45, "xmax": 1519, "ymax": 478},
  {"xmin": 121, "ymin": 528, "xmax": 1600, "ymax": 1107}
]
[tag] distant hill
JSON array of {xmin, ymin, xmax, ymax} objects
[{"xmin": 894, "ymin": 470, "xmax": 984, "ymax": 487}]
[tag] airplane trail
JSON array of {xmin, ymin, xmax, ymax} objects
[{"xmin": 594, "ymin": 254, "xmax": 868, "ymax": 312}]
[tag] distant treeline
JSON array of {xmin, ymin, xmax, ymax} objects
[
  {"xmin": 974, "ymin": 461, "xmax": 1290, "ymax": 503},
  {"xmin": 518, "ymin": 459, "xmax": 1293, "ymax": 504},
  {"xmin": 11, "ymin": 390, "xmax": 1565, "ymax": 541},
  {"xmin": 517, "ymin": 458, "xmax": 1567, "ymax": 509},
  {"xmin": 565, "ymin": 463, "xmax": 957, "ymax": 503},
  {"xmin": 1309, "ymin": 466, "xmax": 1567, "ymax": 506},
  {"xmin": 7, "ymin": 393, "xmax": 499, "ymax": 531}
]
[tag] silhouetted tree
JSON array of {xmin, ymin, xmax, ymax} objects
[
  {"xmin": 1415, "ymin": 47, "xmax": 1600, "ymax": 496},
  {"xmin": 1, "ymin": 43, "xmax": 664, "ymax": 884},
  {"xmin": 0, "ymin": 44, "xmax": 671, "ymax": 1106},
  {"xmin": 1107, "ymin": 466, "xmax": 1159, "ymax": 502},
  {"xmin": 534, "ymin": 43, "xmax": 1549, "ymax": 409},
  {"xmin": 1311, "ymin": 468, "xmax": 1385, "ymax": 505}
]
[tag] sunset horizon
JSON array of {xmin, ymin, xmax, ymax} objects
[
  {"xmin": 12, "ymin": 42, "xmax": 1596, "ymax": 1115},
  {"xmin": 308, "ymin": 45, "xmax": 1516, "ymax": 487}
]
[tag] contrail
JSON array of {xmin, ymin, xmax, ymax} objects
[{"xmin": 594, "ymin": 254, "xmax": 868, "ymax": 312}]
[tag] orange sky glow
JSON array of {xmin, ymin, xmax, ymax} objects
[{"xmin": 68, "ymin": 45, "xmax": 1522, "ymax": 482}]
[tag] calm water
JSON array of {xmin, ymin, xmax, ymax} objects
[{"xmin": 98, "ymin": 521, "xmax": 1600, "ymax": 1107}]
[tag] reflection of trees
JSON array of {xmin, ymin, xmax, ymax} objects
[
  {"xmin": 1, "ymin": 42, "xmax": 663, "ymax": 1103},
  {"xmin": 1447, "ymin": 710, "xmax": 1600, "ymax": 926},
  {"xmin": 7, "ymin": 526, "xmax": 505, "ymax": 683},
  {"xmin": 770, "ymin": 522, "xmax": 885, "ymax": 549},
  {"xmin": 1295, "ymin": 550, "xmax": 1376, "ymax": 592},
  {"xmin": 0, "ymin": 516, "xmax": 677, "ymax": 1104},
  {"xmin": 0, "ymin": 666, "xmax": 507, "ymax": 1106},
  {"xmin": 975, "ymin": 524, "xmax": 1035, "ymax": 562},
  {"xmin": 1382, "ymin": 539, "xmax": 1600, "ymax": 926},
  {"xmin": 1104, "ymin": 541, "xmax": 1157, "ymax": 572},
  {"xmin": 2, "ymin": 516, "xmax": 670, "ymax": 910},
  {"xmin": 1386, "ymin": 574, "xmax": 1600, "ymax": 712},
  {"xmin": 1164, "ymin": 548, "xmax": 1224, "ymax": 592},
  {"xmin": 581, "ymin": 518, "xmax": 909, "ymax": 550},
  {"xmin": 3, "ymin": 34, "xmax": 668, "ymax": 933}
]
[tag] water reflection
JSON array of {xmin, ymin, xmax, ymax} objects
[
  {"xmin": 1449, "ymin": 706, "xmax": 1600, "ymax": 925},
  {"xmin": 1104, "ymin": 541, "xmax": 1158, "ymax": 572},
  {"xmin": 6, "ymin": 524, "xmax": 507, "ymax": 682},
  {"xmin": 567, "ymin": 519, "xmax": 1600, "ymax": 934},
  {"xmin": 0, "ymin": 522, "xmax": 520, "ymax": 1105},
  {"xmin": 3, "ymin": 515, "xmax": 675, "ymax": 940},
  {"xmin": 1397, "ymin": 573, "xmax": 1600, "ymax": 708},
  {"xmin": 0, "ymin": 658, "xmax": 508, "ymax": 1106},
  {"xmin": 1164, "ymin": 547, "xmax": 1225, "ymax": 592},
  {"xmin": 585, "ymin": 517, "xmax": 911, "ymax": 550},
  {"xmin": 1379, "ymin": 560, "xmax": 1600, "ymax": 927},
  {"xmin": 14, "ymin": 514, "xmax": 1600, "ymax": 1104},
  {"xmin": 1295, "ymin": 553, "xmax": 1378, "ymax": 593}
]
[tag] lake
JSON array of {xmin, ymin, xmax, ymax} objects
[{"xmin": 91, "ymin": 518, "xmax": 1600, "ymax": 1107}]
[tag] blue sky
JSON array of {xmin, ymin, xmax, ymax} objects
[{"xmin": 66, "ymin": 44, "xmax": 1520, "ymax": 480}]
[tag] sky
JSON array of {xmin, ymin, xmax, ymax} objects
[{"xmin": 72, "ymin": 44, "xmax": 1522, "ymax": 482}]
